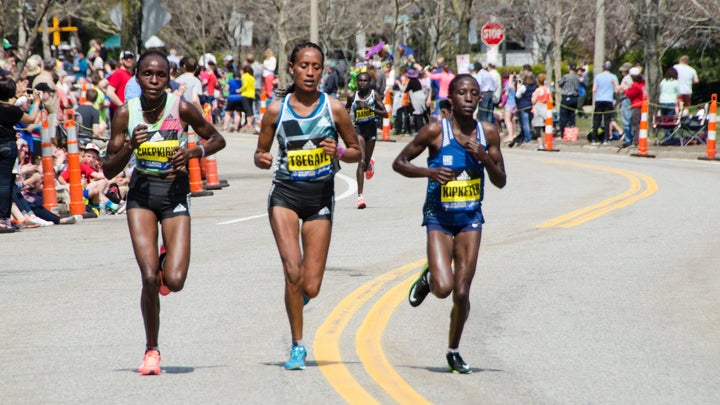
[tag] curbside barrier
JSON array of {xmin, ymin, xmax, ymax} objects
[
  {"xmin": 631, "ymin": 96, "xmax": 656, "ymax": 158},
  {"xmin": 40, "ymin": 111, "xmax": 58, "ymax": 212},
  {"xmin": 64, "ymin": 110, "xmax": 85, "ymax": 215}
]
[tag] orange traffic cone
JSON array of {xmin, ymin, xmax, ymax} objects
[
  {"xmin": 63, "ymin": 110, "xmax": 85, "ymax": 215},
  {"xmin": 539, "ymin": 96, "xmax": 558, "ymax": 152},
  {"xmin": 200, "ymin": 104, "xmax": 228, "ymax": 189},
  {"xmin": 79, "ymin": 80, "xmax": 87, "ymax": 105},
  {"xmin": 40, "ymin": 111, "xmax": 58, "ymax": 212},
  {"xmin": 199, "ymin": 104, "xmax": 212, "ymax": 179},
  {"xmin": 699, "ymin": 93, "xmax": 718, "ymax": 161},
  {"xmin": 187, "ymin": 132, "xmax": 213, "ymax": 197},
  {"xmin": 631, "ymin": 96, "xmax": 655, "ymax": 158},
  {"xmin": 204, "ymin": 155, "xmax": 222, "ymax": 190},
  {"xmin": 258, "ymin": 91, "xmax": 267, "ymax": 129},
  {"xmin": 380, "ymin": 89, "xmax": 394, "ymax": 142}
]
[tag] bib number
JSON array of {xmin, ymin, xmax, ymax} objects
[{"xmin": 440, "ymin": 178, "xmax": 482, "ymax": 211}]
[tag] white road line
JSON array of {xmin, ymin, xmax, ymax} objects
[{"xmin": 217, "ymin": 173, "xmax": 357, "ymax": 225}]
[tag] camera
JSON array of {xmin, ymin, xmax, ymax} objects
[{"xmin": 26, "ymin": 89, "xmax": 33, "ymax": 96}]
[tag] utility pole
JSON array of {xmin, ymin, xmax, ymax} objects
[
  {"xmin": 593, "ymin": 0, "xmax": 605, "ymax": 77},
  {"xmin": 310, "ymin": 0, "xmax": 318, "ymax": 43}
]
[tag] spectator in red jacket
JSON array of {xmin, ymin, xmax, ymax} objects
[{"xmin": 623, "ymin": 67, "xmax": 645, "ymax": 147}]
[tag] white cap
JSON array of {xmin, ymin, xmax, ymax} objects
[
  {"xmin": 223, "ymin": 55, "xmax": 233, "ymax": 62},
  {"xmin": 83, "ymin": 143, "xmax": 101, "ymax": 154},
  {"xmin": 628, "ymin": 67, "xmax": 641, "ymax": 76}
]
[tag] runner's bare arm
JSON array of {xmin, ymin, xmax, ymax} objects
[{"xmin": 254, "ymin": 100, "xmax": 281, "ymax": 169}]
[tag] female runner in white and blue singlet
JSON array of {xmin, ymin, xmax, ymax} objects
[{"xmin": 254, "ymin": 42, "xmax": 361, "ymax": 371}]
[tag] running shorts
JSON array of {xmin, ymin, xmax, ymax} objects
[
  {"xmin": 423, "ymin": 214, "xmax": 483, "ymax": 236},
  {"xmin": 268, "ymin": 179, "xmax": 334, "ymax": 221},
  {"xmin": 126, "ymin": 172, "xmax": 191, "ymax": 220},
  {"xmin": 355, "ymin": 123, "xmax": 377, "ymax": 142}
]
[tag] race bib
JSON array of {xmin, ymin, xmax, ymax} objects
[
  {"xmin": 355, "ymin": 108, "xmax": 375, "ymax": 122},
  {"xmin": 440, "ymin": 178, "xmax": 482, "ymax": 211},
  {"xmin": 135, "ymin": 130, "xmax": 185, "ymax": 174},
  {"xmin": 287, "ymin": 147, "xmax": 333, "ymax": 180}
]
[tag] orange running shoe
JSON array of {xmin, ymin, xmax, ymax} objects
[
  {"xmin": 158, "ymin": 245, "xmax": 171, "ymax": 296},
  {"xmin": 365, "ymin": 158, "xmax": 375, "ymax": 180},
  {"xmin": 138, "ymin": 349, "xmax": 161, "ymax": 375}
]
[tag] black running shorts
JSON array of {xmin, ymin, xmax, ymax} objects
[
  {"xmin": 126, "ymin": 172, "xmax": 191, "ymax": 220},
  {"xmin": 355, "ymin": 123, "xmax": 377, "ymax": 142},
  {"xmin": 268, "ymin": 179, "xmax": 334, "ymax": 221}
]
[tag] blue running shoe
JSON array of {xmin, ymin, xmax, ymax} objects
[{"xmin": 284, "ymin": 345, "xmax": 307, "ymax": 370}]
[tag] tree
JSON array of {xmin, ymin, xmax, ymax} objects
[
  {"xmin": 121, "ymin": 0, "xmax": 141, "ymax": 54},
  {"xmin": 1, "ymin": 0, "xmax": 58, "ymax": 79},
  {"xmin": 449, "ymin": 0, "xmax": 473, "ymax": 54},
  {"xmin": 628, "ymin": 0, "xmax": 718, "ymax": 108}
]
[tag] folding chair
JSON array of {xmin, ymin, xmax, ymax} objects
[
  {"xmin": 680, "ymin": 105, "xmax": 708, "ymax": 146},
  {"xmin": 652, "ymin": 112, "xmax": 682, "ymax": 146}
]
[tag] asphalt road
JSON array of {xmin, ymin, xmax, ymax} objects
[{"xmin": 1, "ymin": 133, "xmax": 719, "ymax": 404}]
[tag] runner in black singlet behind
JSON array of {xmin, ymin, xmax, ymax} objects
[{"xmin": 345, "ymin": 72, "xmax": 386, "ymax": 209}]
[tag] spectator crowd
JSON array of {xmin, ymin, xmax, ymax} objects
[{"xmin": 0, "ymin": 34, "xmax": 704, "ymax": 234}]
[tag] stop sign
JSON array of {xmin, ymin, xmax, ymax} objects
[{"xmin": 481, "ymin": 22, "xmax": 505, "ymax": 46}]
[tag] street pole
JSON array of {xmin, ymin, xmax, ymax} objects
[
  {"xmin": 593, "ymin": 0, "xmax": 605, "ymax": 76},
  {"xmin": 310, "ymin": 0, "xmax": 318, "ymax": 43}
]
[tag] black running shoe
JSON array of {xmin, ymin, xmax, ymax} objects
[
  {"xmin": 446, "ymin": 352, "xmax": 472, "ymax": 374},
  {"xmin": 408, "ymin": 264, "xmax": 430, "ymax": 307}
]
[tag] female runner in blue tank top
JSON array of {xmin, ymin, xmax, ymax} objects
[
  {"xmin": 103, "ymin": 50, "xmax": 226, "ymax": 375},
  {"xmin": 393, "ymin": 74, "xmax": 506, "ymax": 373},
  {"xmin": 254, "ymin": 42, "xmax": 361, "ymax": 370}
]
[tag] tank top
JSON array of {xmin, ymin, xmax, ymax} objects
[
  {"xmin": 273, "ymin": 92, "xmax": 338, "ymax": 182},
  {"xmin": 128, "ymin": 93, "xmax": 186, "ymax": 175},
  {"xmin": 349, "ymin": 90, "xmax": 377, "ymax": 125},
  {"xmin": 535, "ymin": 86, "xmax": 550, "ymax": 104},
  {"xmin": 423, "ymin": 118, "xmax": 487, "ymax": 224}
]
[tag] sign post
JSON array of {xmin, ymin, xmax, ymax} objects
[
  {"xmin": 38, "ymin": 17, "xmax": 78, "ymax": 47},
  {"xmin": 481, "ymin": 22, "xmax": 505, "ymax": 66}
]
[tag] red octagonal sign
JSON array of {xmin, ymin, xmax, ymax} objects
[{"xmin": 481, "ymin": 22, "xmax": 505, "ymax": 46}]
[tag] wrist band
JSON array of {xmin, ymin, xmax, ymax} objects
[
  {"xmin": 198, "ymin": 144, "xmax": 205, "ymax": 159},
  {"xmin": 336, "ymin": 145, "xmax": 345, "ymax": 159}
]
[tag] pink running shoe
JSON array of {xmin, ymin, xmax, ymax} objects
[
  {"xmin": 138, "ymin": 349, "xmax": 161, "ymax": 375},
  {"xmin": 365, "ymin": 158, "xmax": 375, "ymax": 180},
  {"xmin": 357, "ymin": 196, "xmax": 367, "ymax": 209},
  {"xmin": 158, "ymin": 245, "xmax": 171, "ymax": 296}
]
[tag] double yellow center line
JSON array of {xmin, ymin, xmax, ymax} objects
[
  {"xmin": 315, "ymin": 160, "xmax": 657, "ymax": 403},
  {"xmin": 535, "ymin": 160, "xmax": 658, "ymax": 228}
]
